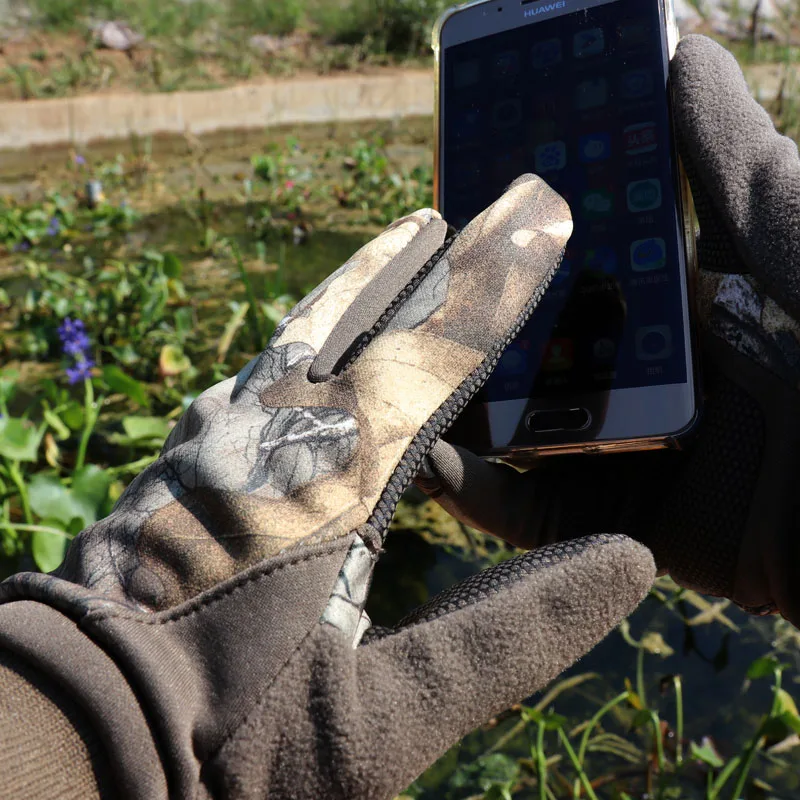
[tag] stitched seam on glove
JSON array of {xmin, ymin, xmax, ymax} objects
[
  {"xmin": 362, "ymin": 245, "xmax": 566, "ymax": 545},
  {"xmin": 83, "ymin": 538, "xmax": 352, "ymax": 626},
  {"xmin": 360, "ymin": 535, "xmax": 623, "ymax": 644},
  {"xmin": 337, "ymin": 236, "xmax": 457, "ymax": 376}
]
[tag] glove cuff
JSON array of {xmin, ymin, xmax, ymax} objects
[{"xmin": 0, "ymin": 600, "xmax": 165, "ymax": 799}]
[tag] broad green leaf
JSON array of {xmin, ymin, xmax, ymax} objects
[
  {"xmin": 521, "ymin": 706, "xmax": 543, "ymax": 724},
  {"xmin": 159, "ymin": 345, "xmax": 191, "ymax": 377},
  {"xmin": 28, "ymin": 474, "xmax": 70, "ymax": 521},
  {"xmin": 484, "ymin": 784, "xmax": 514, "ymax": 800},
  {"xmin": 31, "ymin": 525, "xmax": 69, "ymax": 573},
  {"xmin": 0, "ymin": 368, "xmax": 19, "ymax": 405},
  {"xmin": 122, "ymin": 416, "xmax": 170, "ymax": 442},
  {"xmin": 640, "ymin": 632, "xmax": 675, "ymax": 657},
  {"xmin": 103, "ymin": 365, "xmax": 149, "ymax": 407},
  {"xmin": 690, "ymin": 739, "xmax": 724, "ymax": 769},
  {"xmin": 778, "ymin": 689, "xmax": 800, "ymax": 718},
  {"xmin": 28, "ymin": 474, "xmax": 100, "ymax": 528},
  {"xmin": 747, "ymin": 656, "xmax": 782, "ymax": 680},
  {"xmin": 630, "ymin": 709, "xmax": 653, "ymax": 730},
  {"xmin": 162, "ymin": 252, "xmax": 183, "ymax": 279},
  {"xmin": 71, "ymin": 465, "xmax": 112, "ymax": 513},
  {"xmin": 61, "ymin": 401, "xmax": 85, "ymax": 431},
  {"xmin": 778, "ymin": 711, "xmax": 800, "ymax": 736},
  {"xmin": 0, "ymin": 417, "xmax": 43, "ymax": 462}
]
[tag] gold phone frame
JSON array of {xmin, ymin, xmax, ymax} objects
[{"xmin": 432, "ymin": 0, "xmax": 701, "ymax": 458}]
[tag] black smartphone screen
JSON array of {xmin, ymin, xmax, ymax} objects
[{"xmin": 441, "ymin": 0, "xmax": 688, "ymax": 405}]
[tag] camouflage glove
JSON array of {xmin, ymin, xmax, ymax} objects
[
  {"xmin": 420, "ymin": 35, "xmax": 800, "ymax": 628},
  {"xmin": 0, "ymin": 176, "xmax": 655, "ymax": 800}
]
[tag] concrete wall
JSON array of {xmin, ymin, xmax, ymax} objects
[{"xmin": 0, "ymin": 70, "xmax": 434, "ymax": 152}]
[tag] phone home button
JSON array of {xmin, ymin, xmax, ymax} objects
[{"xmin": 526, "ymin": 408, "xmax": 591, "ymax": 434}]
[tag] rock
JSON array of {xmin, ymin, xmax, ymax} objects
[
  {"xmin": 92, "ymin": 21, "xmax": 145, "ymax": 52},
  {"xmin": 248, "ymin": 33, "xmax": 304, "ymax": 55}
]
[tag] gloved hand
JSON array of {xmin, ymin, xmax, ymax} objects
[
  {"xmin": 0, "ymin": 176, "xmax": 656, "ymax": 800},
  {"xmin": 419, "ymin": 35, "xmax": 800, "ymax": 628}
]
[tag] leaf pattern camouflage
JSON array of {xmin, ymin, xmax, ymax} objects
[
  {"xmin": 699, "ymin": 271, "xmax": 800, "ymax": 389},
  {"xmin": 0, "ymin": 175, "xmax": 572, "ymax": 614}
]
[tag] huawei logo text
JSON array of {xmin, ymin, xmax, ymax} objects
[{"xmin": 524, "ymin": 0, "xmax": 567, "ymax": 17}]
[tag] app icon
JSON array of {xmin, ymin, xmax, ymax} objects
[
  {"xmin": 579, "ymin": 132, "xmax": 611, "ymax": 163},
  {"xmin": 497, "ymin": 344, "xmax": 529, "ymax": 377},
  {"xmin": 574, "ymin": 28, "xmax": 604, "ymax": 58},
  {"xmin": 581, "ymin": 189, "xmax": 614, "ymax": 219},
  {"xmin": 627, "ymin": 179, "xmax": 662, "ymax": 212},
  {"xmin": 636, "ymin": 326, "xmax": 673, "ymax": 361},
  {"xmin": 532, "ymin": 38, "xmax": 562, "ymax": 69},
  {"xmin": 454, "ymin": 59, "xmax": 480, "ymax": 89},
  {"xmin": 593, "ymin": 338, "xmax": 617, "ymax": 362},
  {"xmin": 543, "ymin": 339, "xmax": 574, "ymax": 372},
  {"xmin": 492, "ymin": 98, "xmax": 522, "ymax": 130},
  {"xmin": 494, "ymin": 51, "xmax": 520, "ymax": 80},
  {"xmin": 584, "ymin": 246, "xmax": 618, "ymax": 273},
  {"xmin": 631, "ymin": 238, "xmax": 667, "ymax": 271},
  {"xmin": 620, "ymin": 69, "xmax": 654, "ymax": 100},
  {"xmin": 575, "ymin": 78, "xmax": 608, "ymax": 111},
  {"xmin": 535, "ymin": 141, "xmax": 567, "ymax": 173},
  {"xmin": 624, "ymin": 122, "xmax": 657, "ymax": 155}
]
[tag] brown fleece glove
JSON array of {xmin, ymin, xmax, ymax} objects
[
  {"xmin": 0, "ymin": 176, "xmax": 656, "ymax": 800},
  {"xmin": 421, "ymin": 36, "xmax": 800, "ymax": 628}
]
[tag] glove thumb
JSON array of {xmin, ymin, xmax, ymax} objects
[{"xmin": 353, "ymin": 534, "xmax": 656, "ymax": 796}]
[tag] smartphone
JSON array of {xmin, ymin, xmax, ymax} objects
[{"xmin": 434, "ymin": 0, "xmax": 699, "ymax": 457}]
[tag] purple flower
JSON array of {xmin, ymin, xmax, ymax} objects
[
  {"xmin": 58, "ymin": 317, "xmax": 87, "ymax": 346},
  {"xmin": 63, "ymin": 331, "xmax": 90, "ymax": 356},
  {"xmin": 74, "ymin": 154, "xmax": 86, "ymax": 166},
  {"xmin": 47, "ymin": 217, "xmax": 61, "ymax": 237},
  {"xmin": 58, "ymin": 318, "xmax": 94, "ymax": 384},
  {"xmin": 66, "ymin": 358, "xmax": 95, "ymax": 385},
  {"xmin": 13, "ymin": 241, "xmax": 31, "ymax": 252}
]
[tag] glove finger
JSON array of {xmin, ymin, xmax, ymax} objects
[
  {"xmin": 357, "ymin": 534, "xmax": 655, "ymax": 795},
  {"xmin": 417, "ymin": 439, "xmax": 650, "ymax": 550},
  {"xmin": 251, "ymin": 173, "xmax": 571, "ymax": 554},
  {"xmin": 671, "ymin": 35, "xmax": 800, "ymax": 315},
  {"xmin": 271, "ymin": 208, "xmax": 449, "ymax": 362}
]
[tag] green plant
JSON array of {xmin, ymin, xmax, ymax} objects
[
  {"xmin": 334, "ymin": 137, "xmax": 433, "ymax": 224},
  {"xmin": 4, "ymin": 64, "xmax": 41, "ymax": 100},
  {"xmin": 315, "ymin": 0, "xmax": 448, "ymax": 57},
  {"xmin": 228, "ymin": 0, "xmax": 303, "ymax": 35}
]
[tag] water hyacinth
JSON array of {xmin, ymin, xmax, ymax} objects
[{"xmin": 58, "ymin": 317, "xmax": 95, "ymax": 385}]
